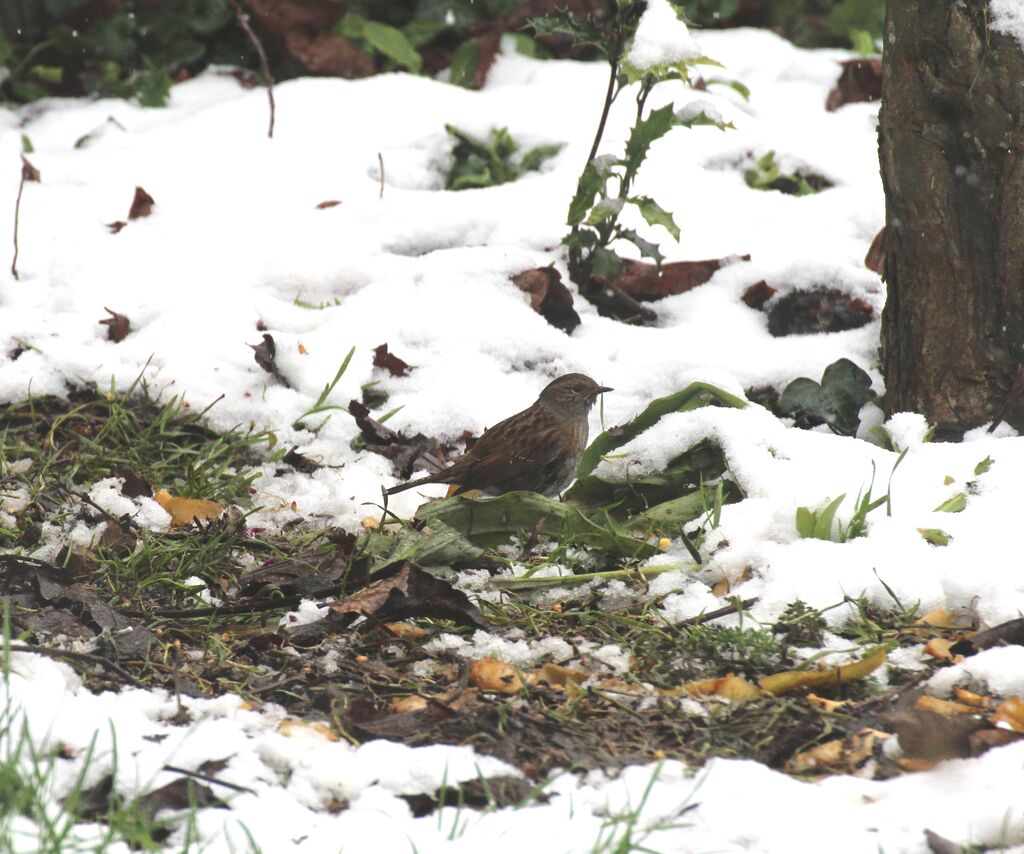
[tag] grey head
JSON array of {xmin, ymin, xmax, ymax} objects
[{"xmin": 537, "ymin": 373, "xmax": 613, "ymax": 418}]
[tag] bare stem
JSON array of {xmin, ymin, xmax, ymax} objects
[
  {"xmin": 10, "ymin": 168, "xmax": 24, "ymax": 280},
  {"xmin": 228, "ymin": 0, "xmax": 276, "ymax": 138}
]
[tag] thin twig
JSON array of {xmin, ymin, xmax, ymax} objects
[
  {"xmin": 163, "ymin": 764, "xmax": 256, "ymax": 795},
  {"xmin": 674, "ymin": 597, "xmax": 759, "ymax": 628},
  {"xmin": 120, "ymin": 593, "xmax": 304, "ymax": 620},
  {"xmin": 378, "ymin": 152, "xmax": 385, "ymax": 199},
  {"xmin": 227, "ymin": 0, "xmax": 276, "ymax": 138},
  {"xmin": 586, "ymin": 55, "xmax": 619, "ymax": 166},
  {"xmin": 5, "ymin": 643, "xmax": 144, "ymax": 687},
  {"xmin": 11, "ymin": 156, "xmax": 38, "ymax": 280}
]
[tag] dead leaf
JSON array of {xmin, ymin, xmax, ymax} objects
[
  {"xmin": 952, "ymin": 687, "xmax": 991, "ymax": 709},
  {"xmin": 346, "ymin": 694, "xmax": 457, "ymax": 738},
  {"xmin": 741, "ymin": 280, "xmax": 776, "ymax": 309},
  {"xmin": 615, "ymin": 256, "xmax": 750, "ymax": 302},
  {"xmin": 282, "ymin": 447, "xmax": 319, "ymax": 474},
  {"xmin": 991, "ymin": 697, "xmax": 1024, "ymax": 733},
  {"xmin": 390, "ymin": 695, "xmax": 429, "ymax": 714},
  {"xmin": 348, "ymin": 398, "xmax": 446, "ymax": 479},
  {"xmin": 106, "ymin": 220, "xmax": 127, "ymax": 234},
  {"xmin": 249, "ymin": 333, "xmax": 290, "ymax": 386},
  {"xmin": 806, "ymin": 693, "xmax": 847, "ymax": 712},
  {"xmin": 826, "ymin": 58, "xmax": 882, "ymax": 111},
  {"xmin": 786, "ymin": 727, "xmax": 891, "ymax": 775},
  {"xmin": 914, "ymin": 694, "xmax": 980, "ymax": 717},
  {"xmin": 908, "ymin": 608, "xmax": 962, "ymax": 637},
  {"xmin": 327, "ymin": 561, "xmax": 486, "ymax": 628},
  {"xmin": 865, "ymin": 227, "xmax": 885, "ymax": 276},
  {"xmin": 21, "ymin": 155, "xmax": 40, "ymax": 182},
  {"xmin": 668, "ymin": 673, "xmax": 762, "ymax": 702},
  {"xmin": 383, "ymin": 621, "xmax": 430, "ymax": 641},
  {"xmin": 373, "ymin": 343, "xmax": 412, "ymax": 377},
  {"xmin": 511, "ymin": 267, "xmax": 581, "ymax": 333},
  {"xmin": 99, "ymin": 307, "xmax": 130, "ymax": 342},
  {"xmin": 526, "ymin": 663, "xmax": 588, "ymax": 688},
  {"xmin": 154, "ymin": 490, "xmax": 223, "ymax": 526},
  {"xmin": 128, "ymin": 186, "xmax": 154, "ymax": 220},
  {"xmin": 767, "ymin": 289, "xmax": 874, "ymax": 337},
  {"xmin": 316, "ymin": 200, "xmax": 342, "ymax": 209},
  {"xmin": 923, "ymin": 637, "xmax": 956, "ymax": 661},
  {"xmin": 279, "ymin": 718, "xmax": 338, "ymax": 741},
  {"xmin": 759, "ymin": 646, "xmax": 886, "ymax": 696},
  {"xmin": 469, "ymin": 658, "xmax": 523, "ymax": 694}
]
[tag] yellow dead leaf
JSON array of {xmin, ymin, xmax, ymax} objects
[
  {"xmin": 384, "ymin": 622, "xmax": 430, "ymax": 641},
  {"xmin": 526, "ymin": 663, "xmax": 588, "ymax": 688},
  {"xmin": 154, "ymin": 490, "xmax": 223, "ymax": 526},
  {"xmin": 469, "ymin": 658, "xmax": 523, "ymax": 694},
  {"xmin": 952, "ymin": 687, "xmax": 991, "ymax": 709},
  {"xmin": 361, "ymin": 516, "xmax": 379, "ymax": 530},
  {"xmin": 389, "ymin": 695, "xmax": 428, "ymax": 714},
  {"xmin": 712, "ymin": 578, "xmax": 730, "ymax": 597},
  {"xmin": 279, "ymin": 719, "xmax": 338, "ymax": 741},
  {"xmin": 786, "ymin": 728, "xmax": 890, "ymax": 775},
  {"xmin": 806, "ymin": 693, "xmax": 847, "ymax": 713},
  {"xmin": 991, "ymin": 697, "xmax": 1024, "ymax": 733},
  {"xmin": 668, "ymin": 673, "xmax": 762, "ymax": 702},
  {"xmin": 923, "ymin": 638, "xmax": 955, "ymax": 660},
  {"xmin": 914, "ymin": 694, "xmax": 981, "ymax": 717},
  {"xmin": 908, "ymin": 608, "xmax": 961, "ymax": 637},
  {"xmin": 759, "ymin": 647, "xmax": 887, "ymax": 696}
]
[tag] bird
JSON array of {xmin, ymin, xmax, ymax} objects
[{"xmin": 385, "ymin": 373, "xmax": 612, "ymax": 498}]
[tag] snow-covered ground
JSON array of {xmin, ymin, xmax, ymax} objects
[{"xmin": 3, "ymin": 13, "xmax": 1024, "ymax": 853}]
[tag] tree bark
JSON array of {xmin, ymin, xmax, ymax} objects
[{"xmin": 879, "ymin": 1, "xmax": 1024, "ymax": 436}]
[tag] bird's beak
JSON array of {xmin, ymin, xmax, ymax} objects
[{"xmin": 592, "ymin": 386, "xmax": 613, "ymax": 396}]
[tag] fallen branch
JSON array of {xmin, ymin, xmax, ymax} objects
[
  {"xmin": 5, "ymin": 643, "xmax": 143, "ymax": 687},
  {"xmin": 227, "ymin": 0, "xmax": 276, "ymax": 138}
]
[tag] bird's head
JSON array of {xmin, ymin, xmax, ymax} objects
[{"xmin": 538, "ymin": 373, "xmax": 612, "ymax": 417}]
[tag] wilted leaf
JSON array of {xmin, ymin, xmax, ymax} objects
[
  {"xmin": 327, "ymin": 561, "xmax": 485, "ymax": 627},
  {"xmin": 758, "ymin": 646, "xmax": 886, "ymax": 695},
  {"xmin": 20, "ymin": 155, "xmax": 40, "ymax": 182},
  {"xmin": 786, "ymin": 728, "xmax": 891, "ymax": 775},
  {"xmin": 865, "ymin": 227, "xmax": 885, "ymax": 276},
  {"xmin": 669, "ymin": 673, "xmax": 761, "ymax": 702},
  {"xmin": 470, "ymin": 658, "xmax": 524, "ymax": 694},
  {"xmin": 767, "ymin": 289, "xmax": 873, "ymax": 337},
  {"xmin": 615, "ymin": 255, "xmax": 750, "ymax": 302},
  {"xmin": 99, "ymin": 307, "xmax": 130, "ymax": 342},
  {"xmin": 511, "ymin": 267, "xmax": 581, "ymax": 333},
  {"xmin": 826, "ymin": 58, "xmax": 882, "ymax": 111},
  {"xmin": 128, "ymin": 186, "xmax": 154, "ymax": 219},
  {"xmin": 153, "ymin": 490, "xmax": 223, "ymax": 526},
  {"xmin": 372, "ymin": 343, "xmax": 412, "ymax": 376},
  {"xmin": 249, "ymin": 333, "xmax": 290, "ymax": 387},
  {"xmin": 741, "ymin": 280, "xmax": 776, "ymax": 309},
  {"xmin": 279, "ymin": 719, "xmax": 338, "ymax": 741},
  {"xmin": 316, "ymin": 200, "xmax": 342, "ymax": 209}
]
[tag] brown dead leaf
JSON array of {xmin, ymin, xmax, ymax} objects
[
  {"xmin": 741, "ymin": 280, "xmax": 776, "ymax": 309},
  {"xmin": 128, "ymin": 186, "xmax": 154, "ymax": 220},
  {"xmin": 991, "ymin": 697, "xmax": 1024, "ymax": 733},
  {"xmin": 327, "ymin": 561, "xmax": 486, "ymax": 628},
  {"xmin": 249, "ymin": 333, "xmax": 290, "ymax": 387},
  {"xmin": 373, "ymin": 343, "xmax": 412, "ymax": 377},
  {"xmin": 616, "ymin": 256, "xmax": 750, "ymax": 302},
  {"xmin": 826, "ymin": 58, "xmax": 882, "ymax": 111},
  {"xmin": 21, "ymin": 155, "xmax": 40, "ymax": 183},
  {"xmin": 316, "ymin": 200, "xmax": 342, "ymax": 209},
  {"xmin": 106, "ymin": 220, "xmax": 127, "ymax": 234},
  {"xmin": 865, "ymin": 227, "xmax": 885, "ymax": 276},
  {"xmin": 153, "ymin": 490, "xmax": 223, "ymax": 526},
  {"xmin": 469, "ymin": 658, "xmax": 523, "ymax": 694},
  {"xmin": 511, "ymin": 267, "xmax": 581, "ymax": 334},
  {"xmin": 767, "ymin": 289, "xmax": 874, "ymax": 336},
  {"xmin": 99, "ymin": 307, "xmax": 130, "ymax": 342},
  {"xmin": 390, "ymin": 695, "xmax": 429, "ymax": 714},
  {"xmin": 384, "ymin": 621, "xmax": 430, "ymax": 641}
]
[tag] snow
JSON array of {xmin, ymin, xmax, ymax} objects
[
  {"xmin": 2, "ymin": 21, "xmax": 1024, "ymax": 854},
  {"xmin": 991, "ymin": 0, "xmax": 1024, "ymax": 49},
  {"xmin": 625, "ymin": 0, "xmax": 702, "ymax": 70}
]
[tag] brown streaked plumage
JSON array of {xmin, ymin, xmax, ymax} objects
[{"xmin": 386, "ymin": 373, "xmax": 611, "ymax": 498}]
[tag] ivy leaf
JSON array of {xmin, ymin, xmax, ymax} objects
[
  {"xmin": 630, "ymin": 196, "xmax": 679, "ymax": 240},
  {"xmin": 616, "ymin": 228, "xmax": 663, "ymax": 263},
  {"xmin": 778, "ymin": 358, "xmax": 875, "ymax": 436},
  {"xmin": 363, "ymin": 21, "xmax": 422, "ymax": 72},
  {"xmin": 623, "ymin": 104, "xmax": 675, "ymax": 177}
]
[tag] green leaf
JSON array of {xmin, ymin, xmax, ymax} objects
[
  {"xmin": 778, "ymin": 358, "xmax": 875, "ymax": 437},
  {"xmin": 795, "ymin": 506, "xmax": 815, "ymax": 539},
  {"xmin": 574, "ymin": 382, "xmax": 747, "ymax": 480},
  {"xmin": 623, "ymin": 104, "xmax": 675, "ymax": 177},
  {"xmin": 133, "ymin": 69, "xmax": 173, "ymax": 108},
  {"xmin": 20, "ymin": 135, "xmax": 33, "ymax": 154},
  {"xmin": 518, "ymin": 142, "xmax": 564, "ymax": 172},
  {"xmin": 616, "ymin": 228, "xmax": 662, "ymax": 263},
  {"xmin": 704, "ymin": 77, "xmax": 750, "ymax": 101},
  {"xmin": 585, "ymin": 197, "xmax": 624, "ymax": 226},
  {"xmin": 449, "ymin": 38, "xmax": 480, "ymax": 88},
  {"xmin": 814, "ymin": 494, "xmax": 845, "ymax": 540},
  {"xmin": 363, "ymin": 21, "xmax": 422, "ymax": 72},
  {"xmin": 934, "ymin": 493, "xmax": 966, "ymax": 513},
  {"xmin": 637, "ymin": 493, "xmax": 708, "ymax": 531},
  {"xmin": 919, "ymin": 528, "xmax": 951, "ymax": 546},
  {"xmin": 403, "ymin": 20, "xmax": 448, "ymax": 49},
  {"xmin": 358, "ymin": 521, "xmax": 485, "ymax": 572},
  {"xmin": 416, "ymin": 492, "xmax": 657, "ymax": 560},
  {"xmin": 974, "ymin": 456, "xmax": 994, "ymax": 476},
  {"xmin": 567, "ymin": 157, "xmax": 617, "ymax": 225},
  {"xmin": 527, "ymin": 10, "xmax": 607, "ymax": 52},
  {"xmin": 335, "ymin": 12, "xmax": 366, "ymax": 38},
  {"xmin": 630, "ymin": 196, "xmax": 680, "ymax": 240},
  {"xmin": 589, "ymin": 247, "xmax": 622, "ymax": 282},
  {"xmin": 848, "ymin": 29, "xmax": 877, "ymax": 56},
  {"xmin": 31, "ymin": 65, "xmax": 63, "ymax": 84}
]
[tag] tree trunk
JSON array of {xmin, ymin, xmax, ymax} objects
[{"xmin": 879, "ymin": 1, "xmax": 1024, "ymax": 437}]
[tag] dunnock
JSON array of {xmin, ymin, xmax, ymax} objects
[{"xmin": 386, "ymin": 373, "xmax": 611, "ymax": 498}]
